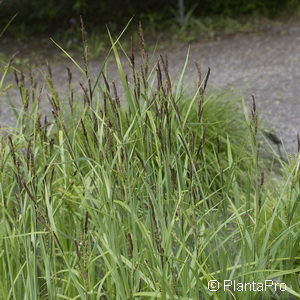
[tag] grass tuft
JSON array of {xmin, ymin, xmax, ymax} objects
[{"xmin": 0, "ymin": 28, "xmax": 300, "ymax": 300}]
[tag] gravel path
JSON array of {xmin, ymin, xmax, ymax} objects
[
  {"xmin": 164, "ymin": 22, "xmax": 300, "ymax": 155},
  {"xmin": 1, "ymin": 20, "xmax": 300, "ymax": 154}
]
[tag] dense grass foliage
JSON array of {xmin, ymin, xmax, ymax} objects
[{"xmin": 1, "ymin": 31, "xmax": 300, "ymax": 299}]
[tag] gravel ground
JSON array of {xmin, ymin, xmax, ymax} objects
[
  {"xmin": 163, "ymin": 22, "xmax": 300, "ymax": 155},
  {"xmin": 1, "ymin": 20, "xmax": 300, "ymax": 154}
]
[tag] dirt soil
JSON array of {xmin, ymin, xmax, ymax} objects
[{"xmin": 1, "ymin": 19, "xmax": 300, "ymax": 154}]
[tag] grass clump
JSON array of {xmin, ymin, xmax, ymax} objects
[{"xmin": 0, "ymin": 28, "xmax": 300, "ymax": 300}]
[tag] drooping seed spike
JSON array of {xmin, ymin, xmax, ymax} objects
[{"xmin": 203, "ymin": 67, "xmax": 210, "ymax": 93}]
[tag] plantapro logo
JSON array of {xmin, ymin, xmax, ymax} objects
[{"xmin": 208, "ymin": 279, "xmax": 286, "ymax": 292}]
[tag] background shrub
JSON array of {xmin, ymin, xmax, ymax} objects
[{"xmin": 0, "ymin": 0, "xmax": 299, "ymax": 35}]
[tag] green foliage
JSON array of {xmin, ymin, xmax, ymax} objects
[
  {"xmin": 0, "ymin": 29, "xmax": 300, "ymax": 299},
  {"xmin": 186, "ymin": 0, "xmax": 299, "ymax": 16},
  {"xmin": 0, "ymin": 0, "xmax": 299, "ymax": 36}
]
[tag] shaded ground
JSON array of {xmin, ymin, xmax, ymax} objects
[{"xmin": 1, "ymin": 19, "xmax": 300, "ymax": 154}]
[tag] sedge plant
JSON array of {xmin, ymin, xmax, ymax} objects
[{"xmin": 0, "ymin": 24, "xmax": 300, "ymax": 300}]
